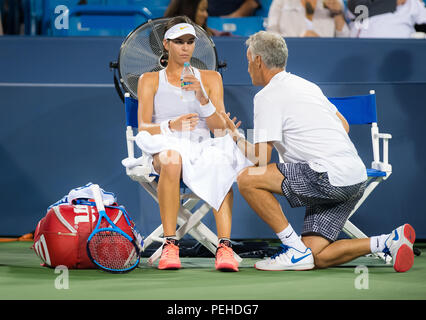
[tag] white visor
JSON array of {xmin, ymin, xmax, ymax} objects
[{"xmin": 164, "ymin": 23, "xmax": 198, "ymax": 40}]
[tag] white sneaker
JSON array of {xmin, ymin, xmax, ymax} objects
[
  {"xmin": 383, "ymin": 224, "xmax": 416, "ymax": 272},
  {"xmin": 255, "ymin": 245, "xmax": 314, "ymax": 271}
]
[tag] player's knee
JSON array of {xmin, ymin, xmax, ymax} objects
[
  {"xmin": 161, "ymin": 162, "xmax": 182, "ymax": 180},
  {"xmin": 158, "ymin": 150, "xmax": 182, "ymax": 178},
  {"xmin": 312, "ymin": 253, "xmax": 328, "ymax": 269},
  {"xmin": 237, "ymin": 168, "xmax": 251, "ymax": 192}
]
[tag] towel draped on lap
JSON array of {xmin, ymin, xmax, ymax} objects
[{"xmin": 132, "ymin": 131, "xmax": 253, "ymax": 211}]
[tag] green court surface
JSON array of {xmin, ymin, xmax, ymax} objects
[{"xmin": 0, "ymin": 241, "xmax": 425, "ymax": 300}]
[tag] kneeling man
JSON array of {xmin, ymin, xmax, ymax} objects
[{"xmin": 222, "ymin": 31, "xmax": 415, "ymax": 272}]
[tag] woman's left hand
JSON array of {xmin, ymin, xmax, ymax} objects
[
  {"xmin": 220, "ymin": 111, "xmax": 242, "ymax": 141},
  {"xmin": 182, "ymin": 74, "xmax": 209, "ymax": 104}
]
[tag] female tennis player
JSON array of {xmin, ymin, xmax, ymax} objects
[{"xmin": 135, "ymin": 16, "xmax": 252, "ymax": 271}]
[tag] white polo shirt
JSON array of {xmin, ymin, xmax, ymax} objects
[{"xmin": 253, "ymin": 71, "xmax": 367, "ymax": 187}]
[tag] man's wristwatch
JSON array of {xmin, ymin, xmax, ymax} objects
[
  {"xmin": 236, "ymin": 136, "xmax": 245, "ymax": 144},
  {"xmin": 168, "ymin": 120, "xmax": 174, "ymax": 132},
  {"xmin": 330, "ymin": 10, "xmax": 343, "ymax": 17}
]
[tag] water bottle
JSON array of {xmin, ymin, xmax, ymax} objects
[{"xmin": 181, "ymin": 62, "xmax": 195, "ymax": 102}]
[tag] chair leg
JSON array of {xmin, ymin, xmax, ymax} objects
[
  {"xmin": 146, "ymin": 216, "xmax": 218, "ymax": 266},
  {"xmin": 146, "ymin": 225, "xmax": 219, "ymax": 266},
  {"xmin": 148, "ymin": 245, "xmax": 163, "ymax": 266},
  {"xmin": 145, "ymin": 200, "xmax": 243, "ymax": 265},
  {"xmin": 343, "ymin": 219, "xmax": 367, "ymax": 239},
  {"xmin": 176, "ymin": 203, "xmax": 211, "ymax": 238},
  {"xmin": 143, "ymin": 200, "xmax": 214, "ymax": 265},
  {"xmin": 182, "ymin": 219, "xmax": 243, "ymax": 263},
  {"xmin": 135, "ymin": 180, "xmax": 243, "ymax": 266},
  {"xmin": 346, "ymin": 178, "xmax": 380, "ymax": 221},
  {"xmin": 178, "ymin": 202, "xmax": 243, "ymax": 263},
  {"xmin": 142, "ymin": 224, "xmax": 164, "ymax": 251}
]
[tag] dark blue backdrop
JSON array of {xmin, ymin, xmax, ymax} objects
[{"xmin": 1, "ymin": 36, "xmax": 425, "ymax": 240}]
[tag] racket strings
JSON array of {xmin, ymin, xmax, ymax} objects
[{"xmin": 88, "ymin": 230, "xmax": 139, "ymax": 271}]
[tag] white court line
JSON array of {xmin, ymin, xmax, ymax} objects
[{"xmin": 0, "ymin": 82, "xmax": 114, "ymax": 87}]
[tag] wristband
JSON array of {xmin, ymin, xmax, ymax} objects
[
  {"xmin": 160, "ymin": 120, "xmax": 173, "ymax": 135},
  {"xmin": 199, "ymin": 100, "xmax": 216, "ymax": 118}
]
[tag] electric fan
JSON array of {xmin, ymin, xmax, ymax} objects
[{"xmin": 111, "ymin": 18, "xmax": 220, "ymax": 101}]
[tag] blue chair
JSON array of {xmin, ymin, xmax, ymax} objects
[
  {"xmin": 135, "ymin": 0, "xmax": 170, "ymax": 18},
  {"xmin": 329, "ymin": 90, "xmax": 392, "ymax": 262},
  {"xmin": 51, "ymin": 5, "xmax": 152, "ymax": 36},
  {"xmin": 111, "ymin": 0, "xmax": 169, "ymax": 18},
  {"xmin": 123, "ymin": 93, "xmax": 243, "ymax": 265},
  {"xmin": 207, "ymin": 16, "xmax": 265, "ymax": 37}
]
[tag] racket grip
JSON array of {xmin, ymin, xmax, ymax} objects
[{"xmin": 90, "ymin": 184, "xmax": 106, "ymax": 212}]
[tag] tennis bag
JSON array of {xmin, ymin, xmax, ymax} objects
[{"xmin": 33, "ymin": 184, "xmax": 141, "ymax": 269}]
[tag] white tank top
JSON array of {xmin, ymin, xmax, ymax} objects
[{"xmin": 152, "ymin": 68, "xmax": 211, "ymax": 142}]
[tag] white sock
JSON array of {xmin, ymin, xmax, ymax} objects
[
  {"xmin": 276, "ymin": 224, "xmax": 307, "ymax": 252},
  {"xmin": 370, "ymin": 234, "xmax": 390, "ymax": 253}
]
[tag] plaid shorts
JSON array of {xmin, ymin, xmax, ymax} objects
[{"xmin": 276, "ymin": 162, "xmax": 367, "ymax": 242}]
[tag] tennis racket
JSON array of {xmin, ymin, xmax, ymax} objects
[{"xmin": 86, "ymin": 184, "xmax": 140, "ymax": 273}]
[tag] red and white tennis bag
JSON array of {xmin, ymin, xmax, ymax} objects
[{"xmin": 33, "ymin": 183, "xmax": 142, "ymax": 269}]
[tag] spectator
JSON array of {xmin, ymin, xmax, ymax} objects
[
  {"xmin": 266, "ymin": 0, "xmax": 349, "ymax": 37},
  {"xmin": 165, "ymin": 0, "xmax": 232, "ymax": 36},
  {"xmin": 208, "ymin": 0, "xmax": 260, "ymax": 17},
  {"xmin": 1, "ymin": 0, "xmax": 25, "ymax": 35},
  {"xmin": 0, "ymin": 14, "xmax": 3, "ymax": 36},
  {"xmin": 347, "ymin": 0, "xmax": 426, "ymax": 38},
  {"xmin": 348, "ymin": 0, "xmax": 401, "ymax": 17}
]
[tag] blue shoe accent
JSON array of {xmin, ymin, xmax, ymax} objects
[
  {"xmin": 382, "ymin": 246, "xmax": 391, "ymax": 258},
  {"xmin": 393, "ymin": 229, "xmax": 399, "ymax": 241},
  {"xmin": 291, "ymin": 252, "xmax": 312, "ymax": 264},
  {"xmin": 271, "ymin": 244, "xmax": 289, "ymax": 259},
  {"xmin": 272, "ymin": 245, "xmax": 312, "ymax": 264},
  {"xmin": 382, "ymin": 233, "xmax": 390, "ymax": 254}
]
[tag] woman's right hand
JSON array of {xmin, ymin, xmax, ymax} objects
[{"xmin": 169, "ymin": 113, "xmax": 199, "ymax": 131}]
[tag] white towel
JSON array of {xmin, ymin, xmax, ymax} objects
[
  {"xmin": 47, "ymin": 182, "xmax": 117, "ymax": 211},
  {"xmin": 121, "ymin": 157, "xmax": 145, "ymax": 169},
  {"xmin": 133, "ymin": 131, "xmax": 253, "ymax": 211}
]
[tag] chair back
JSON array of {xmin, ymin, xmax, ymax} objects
[
  {"xmin": 51, "ymin": 5, "xmax": 151, "ymax": 36},
  {"xmin": 125, "ymin": 94, "xmax": 139, "ymax": 128},
  {"xmin": 328, "ymin": 93, "xmax": 377, "ymax": 125},
  {"xmin": 207, "ymin": 17, "xmax": 265, "ymax": 37},
  {"xmin": 129, "ymin": 0, "xmax": 169, "ymax": 18}
]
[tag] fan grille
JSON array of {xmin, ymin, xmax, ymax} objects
[{"xmin": 119, "ymin": 18, "xmax": 217, "ymax": 99}]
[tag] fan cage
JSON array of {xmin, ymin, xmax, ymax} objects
[{"xmin": 117, "ymin": 17, "xmax": 218, "ymax": 99}]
